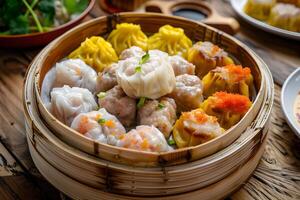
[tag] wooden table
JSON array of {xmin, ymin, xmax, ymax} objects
[{"xmin": 1, "ymin": 1, "xmax": 300, "ymax": 199}]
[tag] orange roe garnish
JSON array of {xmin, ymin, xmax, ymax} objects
[
  {"xmin": 213, "ymin": 92, "xmax": 251, "ymax": 114},
  {"xmin": 225, "ymin": 64, "xmax": 251, "ymax": 82},
  {"xmin": 78, "ymin": 116, "xmax": 89, "ymax": 133},
  {"xmin": 183, "ymin": 109, "xmax": 208, "ymax": 124},
  {"xmin": 141, "ymin": 139, "xmax": 149, "ymax": 149},
  {"xmin": 104, "ymin": 120, "xmax": 115, "ymax": 128},
  {"xmin": 211, "ymin": 45, "xmax": 220, "ymax": 56}
]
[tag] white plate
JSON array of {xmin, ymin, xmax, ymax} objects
[
  {"xmin": 281, "ymin": 68, "xmax": 300, "ymax": 138},
  {"xmin": 230, "ymin": 0, "xmax": 300, "ymax": 40}
]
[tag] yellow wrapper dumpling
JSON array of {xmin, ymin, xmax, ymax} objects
[
  {"xmin": 202, "ymin": 64, "xmax": 254, "ymax": 98},
  {"xmin": 200, "ymin": 92, "xmax": 252, "ymax": 129},
  {"xmin": 173, "ymin": 109, "xmax": 224, "ymax": 148},
  {"xmin": 107, "ymin": 23, "xmax": 148, "ymax": 55},
  {"xmin": 148, "ymin": 25, "xmax": 192, "ymax": 58},
  {"xmin": 69, "ymin": 36, "xmax": 118, "ymax": 72},
  {"xmin": 187, "ymin": 41, "xmax": 233, "ymax": 78},
  {"xmin": 244, "ymin": 0, "xmax": 276, "ymax": 21}
]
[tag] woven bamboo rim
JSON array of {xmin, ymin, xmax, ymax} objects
[{"xmin": 31, "ymin": 13, "xmax": 268, "ymax": 167}]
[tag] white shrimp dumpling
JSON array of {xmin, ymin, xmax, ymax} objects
[
  {"xmin": 116, "ymin": 50, "xmax": 176, "ymax": 99},
  {"xmin": 71, "ymin": 108, "xmax": 126, "ymax": 144},
  {"xmin": 115, "ymin": 125, "xmax": 173, "ymax": 152},
  {"xmin": 49, "ymin": 86, "xmax": 97, "ymax": 126}
]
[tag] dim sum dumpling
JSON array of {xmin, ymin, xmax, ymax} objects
[
  {"xmin": 49, "ymin": 86, "xmax": 98, "ymax": 126},
  {"xmin": 173, "ymin": 108, "xmax": 224, "ymax": 148},
  {"xmin": 116, "ymin": 50, "xmax": 176, "ymax": 99},
  {"xmin": 169, "ymin": 55, "xmax": 195, "ymax": 76},
  {"xmin": 71, "ymin": 108, "xmax": 126, "ymax": 144},
  {"xmin": 107, "ymin": 23, "xmax": 148, "ymax": 55},
  {"xmin": 148, "ymin": 25, "xmax": 192, "ymax": 58},
  {"xmin": 201, "ymin": 92, "xmax": 252, "ymax": 129},
  {"xmin": 187, "ymin": 41, "xmax": 234, "ymax": 78},
  {"xmin": 244, "ymin": 0, "xmax": 276, "ymax": 21},
  {"xmin": 96, "ymin": 63, "xmax": 119, "ymax": 93},
  {"xmin": 68, "ymin": 36, "xmax": 118, "ymax": 72},
  {"xmin": 202, "ymin": 64, "xmax": 254, "ymax": 98},
  {"xmin": 115, "ymin": 125, "xmax": 172, "ymax": 152}
]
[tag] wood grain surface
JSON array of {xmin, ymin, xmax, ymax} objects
[{"xmin": 0, "ymin": 0, "xmax": 299, "ymax": 199}]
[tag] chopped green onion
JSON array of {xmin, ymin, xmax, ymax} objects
[
  {"xmin": 98, "ymin": 118, "xmax": 106, "ymax": 125},
  {"xmin": 139, "ymin": 52, "xmax": 150, "ymax": 65},
  {"xmin": 168, "ymin": 139, "xmax": 175, "ymax": 145},
  {"xmin": 157, "ymin": 103, "xmax": 165, "ymax": 110},
  {"xmin": 135, "ymin": 66, "xmax": 142, "ymax": 73},
  {"xmin": 137, "ymin": 97, "xmax": 146, "ymax": 108},
  {"xmin": 97, "ymin": 92, "xmax": 106, "ymax": 99}
]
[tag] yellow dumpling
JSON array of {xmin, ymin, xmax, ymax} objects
[
  {"xmin": 173, "ymin": 108, "xmax": 224, "ymax": 148},
  {"xmin": 69, "ymin": 36, "xmax": 118, "ymax": 72},
  {"xmin": 244, "ymin": 0, "xmax": 276, "ymax": 21},
  {"xmin": 200, "ymin": 92, "xmax": 252, "ymax": 130},
  {"xmin": 202, "ymin": 64, "xmax": 254, "ymax": 98},
  {"xmin": 187, "ymin": 41, "xmax": 234, "ymax": 78},
  {"xmin": 148, "ymin": 25, "xmax": 192, "ymax": 58},
  {"xmin": 107, "ymin": 23, "xmax": 148, "ymax": 55}
]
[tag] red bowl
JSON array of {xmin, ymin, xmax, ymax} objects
[{"xmin": 0, "ymin": 0, "xmax": 96, "ymax": 48}]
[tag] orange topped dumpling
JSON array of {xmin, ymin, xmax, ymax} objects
[
  {"xmin": 187, "ymin": 41, "xmax": 234, "ymax": 78},
  {"xmin": 173, "ymin": 108, "xmax": 224, "ymax": 148},
  {"xmin": 202, "ymin": 64, "xmax": 254, "ymax": 98},
  {"xmin": 201, "ymin": 92, "xmax": 252, "ymax": 129}
]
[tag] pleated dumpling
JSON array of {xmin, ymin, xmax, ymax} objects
[
  {"xmin": 173, "ymin": 108, "xmax": 224, "ymax": 148},
  {"xmin": 148, "ymin": 25, "xmax": 192, "ymax": 58},
  {"xmin": 68, "ymin": 36, "xmax": 118, "ymax": 72},
  {"xmin": 107, "ymin": 23, "xmax": 148, "ymax": 55},
  {"xmin": 201, "ymin": 92, "xmax": 252, "ymax": 129},
  {"xmin": 202, "ymin": 64, "xmax": 254, "ymax": 98},
  {"xmin": 49, "ymin": 86, "xmax": 98, "ymax": 126},
  {"xmin": 187, "ymin": 41, "xmax": 234, "ymax": 78},
  {"xmin": 244, "ymin": 0, "xmax": 276, "ymax": 21},
  {"xmin": 116, "ymin": 50, "xmax": 176, "ymax": 99}
]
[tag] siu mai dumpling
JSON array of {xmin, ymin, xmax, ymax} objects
[
  {"xmin": 202, "ymin": 64, "xmax": 254, "ymax": 98},
  {"xmin": 137, "ymin": 97, "xmax": 177, "ymax": 138},
  {"xmin": 244, "ymin": 0, "xmax": 276, "ymax": 21},
  {"xmin": 169, "ymin": 55, "xmax": 195, "ymax": 76},
  {"xmin": 116, "ymin": 50, "xmax": 176, "ymax": 99},
  {"xmin": 173, "ymin": 108, "xmax": 224, "ymax": 148},
  {"xmin": 107, "ymin": 23, "xmax": 148, "ymax": 55},
  {"xmin": 71, "ymin": 108, "xmax": 126, "ymax": 144},
  {"xmin": 201, "ymin": 92, "xmax": 252, "ymax": 129},
  {"xmin": 115, "ymin": 125, "xmax": 172, "ymax": 152},
  {"xmin": 49, "ymin": 86, "xmax": 98, "ymax": 126},
  {"xmin": 98, "ymin": 85, "xmax": 137, "ymax": 127},
  {"xmin": 148, "ymin": 25, "xmax": 192, "ymax": 58},
  {"xmin": 168, "ymin": 74, "xmax": 203, "ymax": 112},
  {"xmin": 68, "ymin": 36, "xmax": 118, "ymax": 72},
  {"xmin": 187, "ymin": 41, "xmax": 234, "ymax": 78},
  {"xmin": 96, "ymin": 63, "xmax": 119, "ymax": 93}
]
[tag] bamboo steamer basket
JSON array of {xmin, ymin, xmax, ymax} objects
[
  {"xmin": 32, "ymin": 13, "xmax": 268, "ymax": 167},
  {"xmin": 23, "ymin": 13, "xmax": 274, "ymax": 198}
]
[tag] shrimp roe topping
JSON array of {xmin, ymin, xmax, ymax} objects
[
  {"xmin": 225, "ymin": 64, "xmax": 251, "ymax": 82},
  {"xmin": 213, "ymin": 92, "xmax": 251, "ymax": 114}
]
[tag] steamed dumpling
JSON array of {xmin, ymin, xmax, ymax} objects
[
  {"xmin": 116, "ymin": 50, "xmax": 176, "ymax": 99},
  {"xmin": 115, "ymin": 125, "xmax": 172, "ymax": 152},
  {"xmin": 148, "ymin": 25, "xmax": 192, "ymax": 58},
  {"xmin": 244, "ymin": 0, "xmax": 276, "ymax": 21},
  {"xmin": 169, "ymin": 55, "xmax": 195, "ymax": 76},
  {"xmin": 201, "ymin": 92, "xmax": 252, "ymax": 129},
  {"xmin": 187, "ymin": 41, "xmax": 234, "ymax": 78},
  {"xmin": 96, "ymin": 63, "xmax": 119, "ymax": 93},
  {"xmin": 68, "ymin": 36, "xmax": 118, "ymax": 72},
  {"xmin": 107, "ymin": 23, "xmax": 148, "ymax": 55},
  {"xmin": 173, "ymin": 108, "xmax": 224, "ymax": 148},
  {"xmin": 49, "ymin": 86, "xmax": 98, "ymax": 126},
  {"xmin": 71, "ymin": 108, "xmax": 126, "ymax": 144}
]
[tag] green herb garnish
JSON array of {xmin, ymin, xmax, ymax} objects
[
  {"xmin": 98, "ymin": 118, "xmax": 106, "ymax": 125},
  {"xmin": 168, "ymin": 139, "xmax": 175, "ymax": 145},
  {"xmin": 140, "ymin": 52, "xmax": 150, "ymax": 65},
  {"xmin": 137, "ymin": 97, "xmax": 146, "ymax": 108},
  {"xmin": 157, "ymin": 103, "xmax": 165, "ymax": 110},
  {"xmin": 135, "ymin": 66, "xmax": 142, "ymax": 73},
  {"xmin": 97, "ymin": 92, "xmax": 106, "ymax": 99}
]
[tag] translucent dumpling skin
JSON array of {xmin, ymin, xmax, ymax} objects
[
  {"xmin": 115, "ymin": 125, "xmax": 172, "ymax": 152},
  {"xmin": 49, "ymin": 86, "xmax": 98, "ymax": 126},
  {"xmin": 201, "ymin": 92, "xmax": 252, "ymax": 129},
  {"xmin": 96, "ymin": 63, "xmax": 119, "ymax": 93},
  {"xmin": 187, "ymin": 41, "xmax": 234, "ymax": 78},
  {"xmin": 148, "ymin": 25, "xmax": 192, "ymax": 58},
  {"xmin": 169, "ymin": 55, "xmax": 195, "ymax": 76},
  {"xmin": 173, "ymin": 109, "xmax": 224, "ymax": 148},
  {"xmin": 108, "ymin": 23, "xmax": 148, "ymax": 55},
  {"xmin": 202, "ymin": 64, "xmax": 254, "ymax": 98},
  {"xmin": 116, "ymin": 50, "xmax": 176, "ymax": 99},
  {"xmin": 68, "ymin": 36, "xmax": 118, "ymax": 72},
  {"xmin": 244, "ymin": 0, "xmax": 276, "ymax": 21}
]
